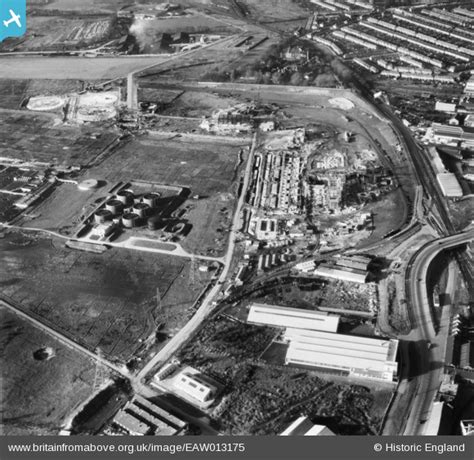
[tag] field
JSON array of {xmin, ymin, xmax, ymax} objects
[
  {"xmin": 0, "ymin": 110, "xmax": 118, "ymax": 166},
  {"xmin": 0, "ymin": 231, "xmax": 211, "ymax": 362},
  {"xmin": 0, "ymin": 308, "xmax": 96, "ymax": 435},
  {"xmin": 157, "ymin": 90, "xmax": 242, "ymax": 118},
  {"xmin": 178, "ymin": 315, "xmax": 393, "ymax": 435},
  {"xmin": 0, "ymin": 79, "xmax": 87, "ymax": 110},
  {"xmin": 31, "ymin": 0, "xmax": 128, "ymax": 13},
  {"xmin": 0, "ymin": 56, "xmax": 169, "ymax": 80},
  {"xmin": 85, "ymin": 135, "xmax": 246, "ymax": 196},
  {"xmin": 180, "ymin": 195, "xmax": 234, "ymax": 257}
]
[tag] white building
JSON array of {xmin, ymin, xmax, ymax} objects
[
  {"xmin": 280, "ymin": 416, "xmax": 334, "ymax": 436},
  {"xmin": 294, "ymin": 260, "xmax": 316, "ymax": 273},
  {"xmin": 284, "ymin": 328, "xmax": 399, "ymax": 382},
  {"xmin": 247, "ymin": 303, "xmax": 339, "ymax": 333},
  {"xmin": 435, "ymin": 102, "xmax": 457, "ymax": 113},
  {"xmin": 464, "ymin": 76, "xmax": 474, "ymax": 96},
  {"xmin": 313, "ymin": 265, "xmax": 367, "ymax": 284},
  {"xmin": 176, "ymin": 372, "xmax": 216, "ymax": 403},
  {"xmin": 437, "ymin": 173, "xmax": 463, "ymax": 198}
]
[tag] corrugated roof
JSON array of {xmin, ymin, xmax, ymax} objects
[
  {"xmin": 284, "ymin": 328, "xmax": 398, "ymax": 376},
  {"xmin": 248, "ymin": 303, "xmax": 339, "ymax": 332}
]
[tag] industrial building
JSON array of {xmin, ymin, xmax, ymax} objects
[
  {"xmin": 436, "ymin": 173, "xmax": 463, "ymax": 198},
  {"xmin": 247, "ymin": 303, "xmax": 340, "ymax": 333},
  {"xmin": 280, "ymin": 416, "xmax": 335, "ymax": 436},
  {"xmin": 432, "ymin": 124, "xmax": 474, "ymax": 149},
  {"xmin": 465, "ymin": 77, "xmax": 474, "ymax": 96},
  {"xmin": 313, "ymin": 264, "xmax": 368, "ymax": 284},
  {"xmin": 284, "ymin": 328, "xmax": 399, "ymax": 382},
  {"xmin": 113, "ymin": 411, "xmax": 150, "ymax": 436},
  {"xmin": 112, "ymin": 395, "xmax": 187, "ymax": 436},
  {"xmin": 176, "ymin": 372, "xmax": 217, "ymax": 404}
]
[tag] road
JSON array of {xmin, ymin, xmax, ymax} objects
[
  {"xmin": 136, "ymin": 132, "xmax": 258, "ymax": 382},
  {"xmin": 0, "ymin": 297, "xmax": 128, "ymax": 378},
  {"xmin": 402, "ymin": 228, "xmax": 474, "ymax": 435}
]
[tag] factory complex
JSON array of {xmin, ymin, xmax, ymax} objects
[
  {"xmin": 247, "ymin": 303, "xmax": 398, "ymax": 383},
  {"xmin": 284, "ymin": 328, "xmax": 399, "ymax": 383}
]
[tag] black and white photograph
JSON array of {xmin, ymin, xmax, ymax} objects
[{"xmin": 0, "ymin": 1, "xmax": 473, "ymax": 459}]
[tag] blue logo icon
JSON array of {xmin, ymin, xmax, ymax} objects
[{"xmin": 0, "ymin": 0, "xmax": 26, "ymax": 43}]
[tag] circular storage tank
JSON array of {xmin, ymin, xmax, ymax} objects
[
  {"xmin": 78, "ymin": 179, "xmax": 99, "ymax": 191},
  {"xmin": 132, "ymin": 203, "xmax": 150, "ymax": 218},
  {"xmin": 94, "ymin": 209, "xmax": 112, "ymax": 224},
  {"xmin": 147, "ymin": 216, "xmax": 163, "ymax": 231},
  {"xmin": 143, "ymin": 192, "xmax": 161, "ymax": 208},
  {"xmin": 116, "ymin": 190, "xmax": 134, "ymax": 205},
  {"xmin": 122, "ymin": 212, "xmax": 139, "ymax": 228},
  {"xmin": 172, "ymin": 222, "xmax": 186, "ymax": 234},
  {"xmin": 105, "ymin": 199, "xmax": 123, "ymax": 215}
]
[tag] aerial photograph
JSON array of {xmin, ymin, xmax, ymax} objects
[{"xmin": 0, "ymin": 0, "xmax": 473, "ymax": 447}]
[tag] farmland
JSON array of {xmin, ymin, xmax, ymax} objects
[{"xmin": 0, "ymin": 231, "xmax": 212, "ymax": 362}]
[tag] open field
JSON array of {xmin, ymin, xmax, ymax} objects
[
  {"xmin": 180, "ymin": 194, "xmax": 234, "ymax": 257},
  {"xmin": 157, "ymin": 90, "xmax": 241, "ymax": 118},
  {"xmin": 0, "ymin": 56, "xmax": 169, "ymax": 80},
  {"xmin": 0, "ymin": 110, "xmax": 118, "ymax": 166},
  {"xmin": 31, "ymin": 0, "xmax": 128, "ymax": 13},
  {"xmin": 0, "ymin": 231, "xmax": 211, "ymax": 362},
  {"xmin": 85, "ymin": 135, "xmax": 246, "ymax": 196},
  {"xmin": 0, "ymin": 308, "xmax": 97, "ymax": 435},
  {"xmin": 178, "ymin": 314, "xmax": 392, "ymax": 435}
]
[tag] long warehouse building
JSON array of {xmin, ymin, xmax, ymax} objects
[
  {"xmin": 284, "ymin": 328, "xmax": 398, "ymax": 382},
  {"xmin": 247, "ymin": 303, "xmax": 339, "ymax": 333}
]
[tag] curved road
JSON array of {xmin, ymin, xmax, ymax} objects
[{"xmin": 402, "ymin": 228, "xmax": 474, "ymax": 435}]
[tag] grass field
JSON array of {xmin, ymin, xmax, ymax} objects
[
  {"xmin": 0, "ymin": 110, "xmax": 118, "ymax": 166},
  {"xmin": 0, "ymin": 308, "xmax": 97, "ymax": 435},
  {"xmin": 86, "ymin": 135, "xmax": 246, "ymax": 196},
  {"xmin": 33, "ymin": 0, "xmax": 128, "ymax": 13},
  {"xmin": 0, "ymin": 231, "xmax": 211, "ymax": 362}
]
